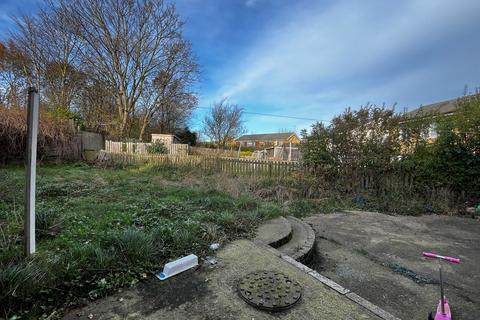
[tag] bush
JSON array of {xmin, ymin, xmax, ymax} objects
[
  {"xmin": 146, "ymin": 141, "xmax": 168, "ymax": 154},
  {"xmin": 240, "ymin": 151, "xmax": 253, "ymax": 157},
  {"xmin": 0, "ymin": 106, "xmax": 75, "ymax": 163},
  {"xmin": 300, "ymin": 96, "xmax": 480, "ymax": 211}
]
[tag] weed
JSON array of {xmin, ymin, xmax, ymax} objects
[
  {"xmin": 0, "ymin": 256, "xmax": 53, "ymax": 317},
  {"xmin": 35, "ymin": 204, "xmax": 62, "ymax": 237},
  {"xmin": 109, "ymin": 228, "xmax": 156, "ymax": 265}
]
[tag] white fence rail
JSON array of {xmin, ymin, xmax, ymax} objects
[
  {"xmin": 105, "ymin": 140, "xmax": 188, "ymax": 155},
  {"xmin": 98, "ymin": 151, "xmax": 300, "ymax": 177}
]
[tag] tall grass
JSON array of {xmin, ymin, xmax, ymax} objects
[{"xmin": 0, "ymin": 163, "xmax": 291, "ymax": 318}]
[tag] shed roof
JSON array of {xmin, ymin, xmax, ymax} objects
[{"xmin": 236, "ymin": 132, "xmax": 297, "ymax": 141}]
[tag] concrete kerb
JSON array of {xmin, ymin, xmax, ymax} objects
[{"xmin": 308, "ymin": 270, "xmax": 350, "ymax": 295}]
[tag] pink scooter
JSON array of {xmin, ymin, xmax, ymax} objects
[{"xmin": 423, "ymin": 252, "xmax": 461, "ymax": 320}]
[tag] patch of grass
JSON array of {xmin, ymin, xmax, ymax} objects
[
  {"xmin": 109, "ymin": 228, "xmax": 156, "ymax": 265},
  {"xmin": 35, "ymin": 203, "xmax": 62, "ymax": 238},
  {"xmin": 1, "ymin": 160, "xmax": 444, "ymax": 318},
  {"xmin": 0, "ymin": 162, "xmax": 285, "ymax": 318}
]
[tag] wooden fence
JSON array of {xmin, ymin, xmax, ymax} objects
[
  {"xmin": 97, "ymin": 150, "xmax": 456, "ymax": 201},
  {"xmin": 105, "ymin": 140, "xmax": 188, "ymax": 155},
  {"xmin": 98, "ymin": 150, "xmax": 300, "ymax": 176}
]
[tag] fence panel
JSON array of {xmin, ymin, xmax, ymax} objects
[
  {"xmin": 97, "ymin": 150, "xmax": 426, "ymax": 195},
  {"xmin": 99, "ymin": 151, "xmax": 299, "ymax": 177},
  {"xmin": 105, "ymin": 140, "xmax": 188, "ymax": 155}
]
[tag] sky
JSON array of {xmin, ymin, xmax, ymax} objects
[{"xmin": 1, "ymin": 0, "xmax": 480, "ymax": 135}]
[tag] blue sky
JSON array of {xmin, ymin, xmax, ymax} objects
[{"xmin": 2, "ymin": 0, "xmax": 480, "ymax": 135}]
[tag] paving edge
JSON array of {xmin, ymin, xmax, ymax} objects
[{"xmin": 252, "ymin": 244, "xmax": 402, "ymax": 320}]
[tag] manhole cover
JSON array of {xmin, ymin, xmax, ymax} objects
[{"xmin": 238, "ymin": 271, "xmax": 302, "ymax": 312}]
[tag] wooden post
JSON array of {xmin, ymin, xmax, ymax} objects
[
  {"xmin": 288, "ymin": 142, "xmax": 292, "ymax": 162},
  {"xmin": 25, "ymin": 87, "xmax": 39, "ymax": 256}
]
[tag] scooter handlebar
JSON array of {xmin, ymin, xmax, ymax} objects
[{"xmin": 423, "ymin": 252, "xmax": 460, "ymax": 264}]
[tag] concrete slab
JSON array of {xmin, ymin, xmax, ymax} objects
[
  {"xmin": 305, "ymin": 211, "xmax": 480, "ymax": 320},
  {"xmin": 63, "ymin": 240, "xmax": 384, "ymax": 320},
  {"xmin": 254, "ymin": 216, "xmax": 291, "ymax": 248}
]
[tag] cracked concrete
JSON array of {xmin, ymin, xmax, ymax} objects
[{"xmin": 305, "ymin": 211, "xmax": 480, "ymax": 320}]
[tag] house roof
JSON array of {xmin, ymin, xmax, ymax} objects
[
  {"xmin": 405, "ymin": 97, "xmax": 459, "ymax": 119},
  {"xmin": 236, "ymin": 132, "xmax": 297, "ymax": 141}
]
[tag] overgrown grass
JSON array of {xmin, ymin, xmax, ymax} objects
[
  {"xmin": 0, "ymin": 160, "xmax": 445, "ymax": 318},
  {"xmin": 0, "ymin": 162, "xmax": 307, "ymax": 319}
]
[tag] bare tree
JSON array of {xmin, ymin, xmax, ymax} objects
[
  {"xmin": 137, "ymin": 38, "xmax": 198, "ymax": 140},
  {"xmin": 12, "ymin": 1, "xmax": 81, "ymax": 112},
  {"xmin": 76, "ymin": 78, "xmax": 118, "ymax": 133},
  {"xmin": 203, "ymin": 99, "xmax": 245, "ymax": 147},
  {"xmin": 0, "ymin": 41, "xmax": 30, "ymax": 108},
  {"xmin": 1, "ymin": 0, "xmax": 198, "ymax": 138},
  {"xmin": 63, "ymin": 0, "xmax": 185, "ymax": 136}
]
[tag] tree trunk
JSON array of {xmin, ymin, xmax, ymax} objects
[{"xmin": 139, "ymin": 117, "xmax": 149, "ymax": 141}]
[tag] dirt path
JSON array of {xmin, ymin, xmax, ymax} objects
[{"xmin": 304, "ymin": 211, "xmax": 480, "ymax": 320}]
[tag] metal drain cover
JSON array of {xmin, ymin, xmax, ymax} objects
[{"xmin": 238, "ymin": 271, "xmax": 302, "ymax": 311}]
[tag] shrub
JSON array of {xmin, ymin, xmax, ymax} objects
[
  {"xmin": 146, "ymin": 141, "xmax": 168, "ymax": 154},
  {"xmin": 300, "ymin": 96, "xmax": 480, "ymax": 211},
  {"xmin": 240, "ymin": 150, "xmax": 253, "ymax": 157},
  {"xmin": 0, "ymin": 106, "xmax": 75, "ymax": 163}
]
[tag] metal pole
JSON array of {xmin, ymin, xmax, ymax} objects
[
  {"xmin": 25, "ymin": 87, "xmax": 39, "ymax": 256},
  {"xmin": 439, "ymin": 259, "xmax": 445, "ymax": 314}
]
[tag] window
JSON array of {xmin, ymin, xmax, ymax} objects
[{"xmin": 428, "ymin": 123, "xmax": 438, "ymax": 139}]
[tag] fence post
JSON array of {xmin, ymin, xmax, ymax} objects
[
  {"xmin": 288, "ymin": 142, "xmax": 292, "ymax": 162},
  {"xmin": 24, "ymin": 87, "xmax": 39, "ymax": 256}
]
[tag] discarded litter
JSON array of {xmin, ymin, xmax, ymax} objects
[
  {"xmin": 205, "ymin": 256, "xmax": 217, "ymax": 266},
  {"xmin": 209, "ymin": 243, "xmax": 221, "ymax": 250},
  {"xmin": 155, "ymin": 254, "xmax": 198, "ymax": 281}
]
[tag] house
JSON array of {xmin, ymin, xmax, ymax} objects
[
  {"xmin": 404, "ymin": 97, "xmax": 460, "ymax": 141},
  {"xmin": 236, "ymin": 132, "xmax": 301, "ymax": 148},
  {"xmin": 405, "ymin": 97, "xmax": 459, "ymax": 119}
]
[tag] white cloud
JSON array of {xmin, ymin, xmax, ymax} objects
[
  {"xmin": 245, "ymin": 0, "xmax": 258, "ymax": 8},
  {"xmin": 212, "ymin": 0, "xmax": 480, "ymax": 124}
]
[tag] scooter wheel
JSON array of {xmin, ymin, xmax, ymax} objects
[{"xmin": 428, "ymin": 312, "xmax": 434, "ymax": 320}]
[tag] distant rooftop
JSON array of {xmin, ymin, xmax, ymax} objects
[
  {"xmin": 405, "ymin": 97, "xmax": 459, "ymax": 118},
  {"xmin": 237, "ymin": 132, "xmax": 297, "ymax": 141}
]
